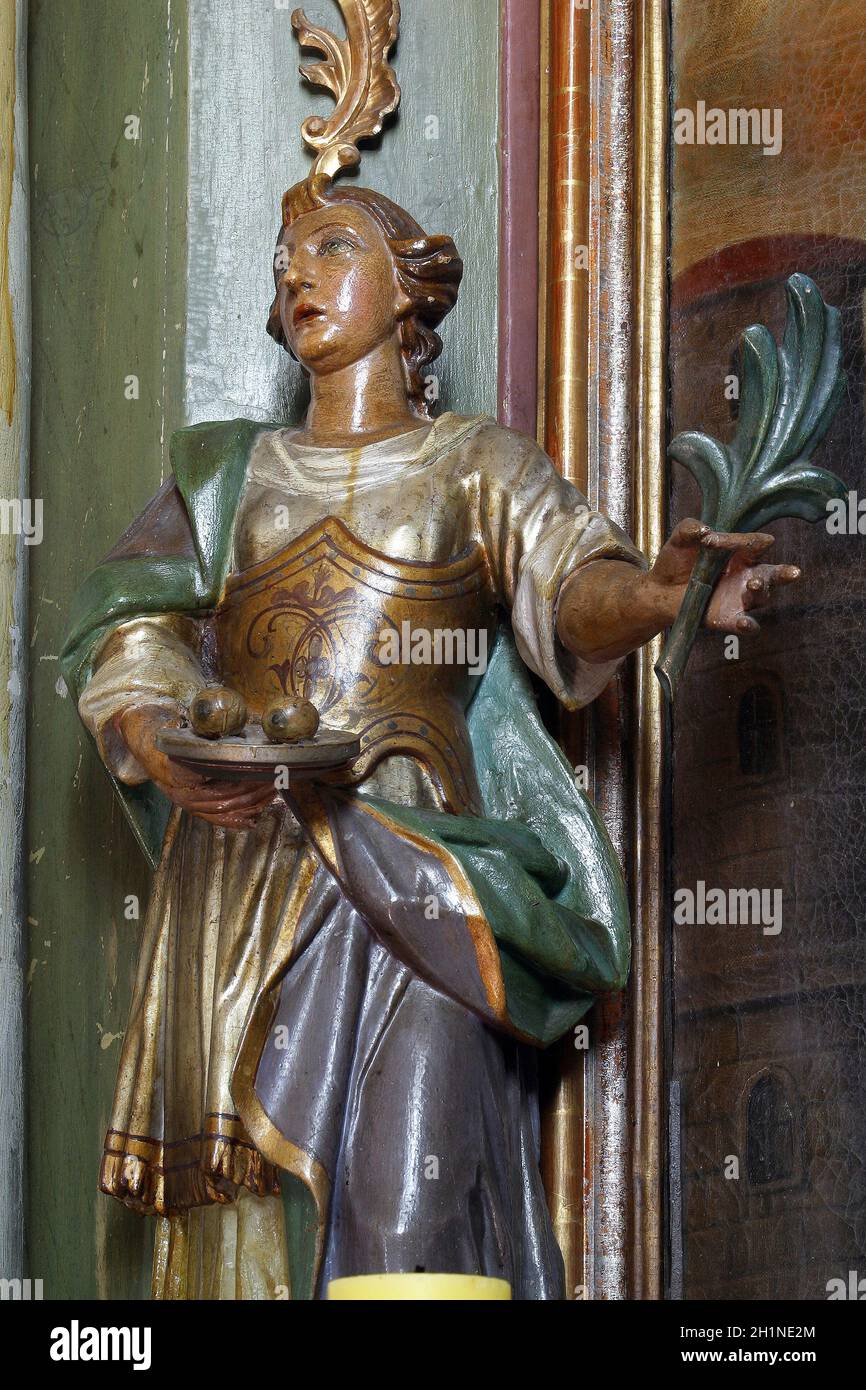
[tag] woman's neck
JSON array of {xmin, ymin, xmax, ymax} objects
[{"xmin": 301, "ymin": 338, "xmax": 425, "ymax": 448}]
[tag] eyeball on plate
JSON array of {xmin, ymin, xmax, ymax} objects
[
  {"xmin": 261, "ymin": 697, "xmax": 320, "ymax": 744},
  {"xmin": 188, "ymin": 686, "xmax": 247, "ymax": 739}
]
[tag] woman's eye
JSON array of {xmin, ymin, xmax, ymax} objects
[{"xmin": 319, "ymin": 237, "xmax": 353, "ymax": 256}]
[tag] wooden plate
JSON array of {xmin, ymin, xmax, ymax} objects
[{"xmin": 155, "ymin": 724, "xmax": 360, "ymax": 780}]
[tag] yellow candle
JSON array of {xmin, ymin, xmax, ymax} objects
[{"xmin": 327, "ymin": 1273, "xmax": 512, "ymax": 1301}]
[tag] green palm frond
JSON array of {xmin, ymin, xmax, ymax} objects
[{"xmin": 657, "ymin": 273, "xmax": 847, "ymax": 701}]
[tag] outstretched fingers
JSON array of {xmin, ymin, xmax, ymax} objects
[
  {"xmin": 704, "ymin": 529, "xmax": 776, "ymax": 565},
  {"xmin": 742, "ymin": 563, "xmax": 801, "ymax": 609}
]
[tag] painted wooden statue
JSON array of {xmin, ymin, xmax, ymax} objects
[{"xmin": 61, "ymin": 1, "xmax": 824, "ymax": 1300}]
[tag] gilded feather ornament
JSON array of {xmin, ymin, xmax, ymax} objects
[{"xmin": 292, "ymin": 0, "xmax": 402, "ymax": 179}]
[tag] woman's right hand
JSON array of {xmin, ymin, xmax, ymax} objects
[{"xmin": 118, "ymin": 703, "xmax": 278, "ymax": 830}]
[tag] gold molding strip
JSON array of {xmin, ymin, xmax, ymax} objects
[
  {"xmin": 540, "ymin": 0, "xmax": 592, "ymax": 488},
  {"xmin": 630, "ymin": 0, "xmax": 670, "ymax": 1302},
  {"xmin": 537, "ymin": 0, "xmax": 593, "ymax": 1298},
  {"xmin": 536, "ymin": 0, "xmax": 551, "ymax": 446}
]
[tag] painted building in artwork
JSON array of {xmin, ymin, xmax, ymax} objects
[
  {"xmin": 669, "ymin": 0, "xmax": 866, "ymax": 1298},
  {"xmin": 671, "ymin": 359, "xmax": 866, "ymax": 1296}
]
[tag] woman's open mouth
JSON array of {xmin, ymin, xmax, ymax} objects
[{"xmin": 293, "ymin": 302, "xmax": 326, "ymax": 328}]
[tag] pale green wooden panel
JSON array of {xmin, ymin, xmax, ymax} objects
[
  {"xmin": 370, "ymin": 0, "xmax": 500, "ymax": 417},
  {"xmin": 26, "ymin": 0, "xmax": 188, "ymax": 1299}
]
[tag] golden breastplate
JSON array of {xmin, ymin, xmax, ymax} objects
[{"xmin": 214, "ymin": 517, "xmax": 497, "ymax": 812}]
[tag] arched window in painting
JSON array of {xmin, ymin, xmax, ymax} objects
[
  {"xmin": 746, "ymin": 1073, "xmax": 795, "ymax": 1186},
  {"xmin": 738, "ymin": 683, "xmax": 781, "ymax": 778}
]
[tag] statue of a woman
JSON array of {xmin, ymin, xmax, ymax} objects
[{"xmin": 60, "ymin": 3, "xmax": 798, "ymax": 1300}]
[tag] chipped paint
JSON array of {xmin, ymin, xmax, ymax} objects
[
  {"xmin": 0, "ymin": 4, "xmax": 15, "ymax": 424},
  {"xmin": 27, "ymin": 0, "xmax": 187, "ymax": 1300},
  {"xmin": 0, "ymin": 0, "xmax": 28, "ymax": 1286}
]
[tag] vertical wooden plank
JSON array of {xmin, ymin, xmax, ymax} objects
[
  {"xmin": 0, "ymin": 0, "xmax": 29, "ymax": 1287},
  {"xmin": 184, "ymin": 1, "xmax": 310, "ymax": 427},
  {"xmin": 373, "ymin": 0, "xmax": 500, "ymax": 417},
  {"xmin": 498, "ymin": 0, "xmax": 540, "ymax": 433},
  {"xmin": 26, "ymin": 0, "xmax": 188, "ymax": 1298}
]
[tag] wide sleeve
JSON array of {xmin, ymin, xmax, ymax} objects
[
  {"xmin": 472, "ymin": 424, "xmax": 648, "ymax": 710},
  {"xmin": 77, "ymin": 613, "xmax": 205, "ymax": 784}
]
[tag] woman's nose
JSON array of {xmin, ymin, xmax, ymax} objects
[{"xmin": 282, "ymin": 261, "xmax": 314, "ymax": 294}]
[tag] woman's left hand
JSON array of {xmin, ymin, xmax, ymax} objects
[
  {"xmin": 556, "ymin": 517, "xmax": 802, "ymax": 665},
  {"xmin": 652, "ymin": 517, "xmax": 802, "ymax": 635}
]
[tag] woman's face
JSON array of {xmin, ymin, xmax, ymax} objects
[{"xmin": 274, "ymin": 204, "xmax": 407, "ymax": 374}]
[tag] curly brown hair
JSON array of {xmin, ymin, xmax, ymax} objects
[{"xmin": 267, "ymin": 176, "xmax": 463, "ymax": 416}]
